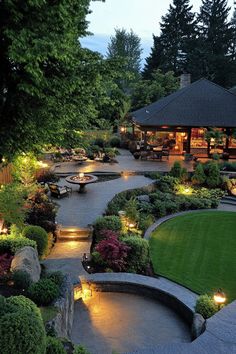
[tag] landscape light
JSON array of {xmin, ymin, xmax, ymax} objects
[{"xmin": 214, "ymin": 289, "xmax": 226, "ymax": 309}]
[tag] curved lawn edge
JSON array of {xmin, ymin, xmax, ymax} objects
[
  {"xmin": 144, "ymin": 208, "xmax": 235, "ymax": 240},
  {"xmin": 148, "ymin": 210, "xmax": 236, "ymax": 302}
]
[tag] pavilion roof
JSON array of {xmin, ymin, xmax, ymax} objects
[{"xmin": 132, "ymin": 78, "xmax": 236, "ymax": 128}]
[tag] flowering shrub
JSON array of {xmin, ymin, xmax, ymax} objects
[
  {"xmin": 25, "ymin": 188, "xmax": 57, "ymax": 233},
  {"xmin": 0, "ymin": 253, "xmax": 14, "ymax": 277},
  {"xmin": 95, "ymin": 232, "xmax": 130, "ymax": 271}
]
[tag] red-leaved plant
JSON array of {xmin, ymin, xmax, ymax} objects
[
  {"xmin": 0, "ymin": 253, "xmax": 13, "ymax": 277},
  {"xmin": 95, "ymin": 230, "xmax": 130, "ymax": 271}
]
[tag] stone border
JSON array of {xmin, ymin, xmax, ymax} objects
[
  {"xmin": 144, "ymin": 209, "xmax": 226, "ymax": 240},
  {"xmin": 125, "ymin": 300, "xmax": 236, "ymax": 354},
  {"xmin": 79, "ymin": 273, "xmax": 198, "ymax": 325},
  {"xmin": 46, "ymin": 274, "xmax": 74, "ymax": 339}
]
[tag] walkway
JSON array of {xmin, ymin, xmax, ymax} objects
[
  {"xmin": 44, "ymin": 175, "xmax": 152, "ymax": 282},
  {"xmin": 56, "ymin": 175, "xmax": 151, "ymax": 227}
]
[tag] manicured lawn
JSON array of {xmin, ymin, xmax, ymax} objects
[{"xmin": 149, "ymin": 211, "xmax": 236, "ymax": 302}]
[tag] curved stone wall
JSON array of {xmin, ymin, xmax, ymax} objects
[{"xmin": 79, "ymin": 273, "xmax": 197, "ymax": 325}]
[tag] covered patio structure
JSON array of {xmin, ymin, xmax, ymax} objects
[{"xmin": 131, "ymin": 79, "xmax": 236, "ymax": 158}]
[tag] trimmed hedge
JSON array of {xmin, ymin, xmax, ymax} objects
[
  {"xmin": 93, "ymin": 216, "xmax": 122, "ymax": 242},
  {"xmin": 0, "ymin": 295, "xmax": 46, "ymax": 354},
  {"xmin": 0, "ymin": 236, "xmax": 36, "ymax": 254},
  {"xmin": 28, "ymin": 278, "xmax": 60, "ymax": 306},
  {"xmin": 121, "ymin": 236, "xmax": 150, "ymax": 273},
  {"xmin": 23, "ymin": 225, "xmax": 48, "ymax": 257},
  {"xmin": 12, "ymin": 270, "xmax": 32, "ymax": 290},
  {"xmin": 45, "ymin": 271, "xmax": 64, "ymax": 287},
  {"xmin": 195, "ymin": 294, "xmax": 218, "ymax": 319}
]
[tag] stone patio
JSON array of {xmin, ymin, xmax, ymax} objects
[
  {"xmin": 55, "ymin": 175, "xmax": 152, "ymax": 227},
  {"xmin": 52, "ymin": 149, "xmax": 195, "ymax": 174}
]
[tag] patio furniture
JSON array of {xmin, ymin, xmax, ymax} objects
[
  {"xmin": 48, "ymin": 183, "xmax": 72, "ymax": 198},
  {"xmin": 162, "ymin": 148, "xmax": 170, "ymax": 160},
  {"xmin": 72, "ymin": 155, "xmax": 87, "ymax": 164}
]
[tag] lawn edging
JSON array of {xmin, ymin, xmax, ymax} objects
[{"xmin": 144, "ymin": 209, "xmax": 225, "ymax": 240}]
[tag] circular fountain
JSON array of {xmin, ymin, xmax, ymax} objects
[{"xmin": 66, "ymin": 173, "xmax": 98, "ymax": 193}]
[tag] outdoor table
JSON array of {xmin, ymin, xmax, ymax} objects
[{"xmin": 72, "ymin": 156, "xmax": 87, "ymax": 164}]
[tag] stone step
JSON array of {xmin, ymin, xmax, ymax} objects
[
  {"xmin": 222, "ymin": 196, "xmax": 236, "ymax": 202},
  {"xmin": 58, "ymin": 226, "xmax": 92, "ymax": 241},
  {"xmin": 220, "ymin": 200, "xmax": 236, "ymax": 206}
]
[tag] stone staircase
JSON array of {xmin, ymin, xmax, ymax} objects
[
  {"xmin": 221, "ymin": 195, "xmax": 236, "ymax": 206},
  {"xmin": 57, "ymin": 225, "xmax": 92, "ymax": 241}
]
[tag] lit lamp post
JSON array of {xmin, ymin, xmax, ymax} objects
[{"xmin": 214, "ymin": 289, "xmax": 226, "ymax": 310}]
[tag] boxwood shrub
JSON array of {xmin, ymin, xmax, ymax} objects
[
  {"xmin": 93, "ymin": 216, "xmax": 122, "ymax": 242},
  {"xmin": 12, "ymin": 270, "xmax": 32, "ymax": 290},
  {"xmin": 0, "ymin": 295, "xmax": 46, "ymax": 354},
  {"xmin": 23, "ymin": 225, "xmax": 48, "ymax": 257},
  {"xmin": 28, "ymin": 278, "xmax": 60, "ymax": 306},
  {"xmin": 195, "ymin": 294, "xmax": 218, "ymax": 319},
  {"xmin": 0, "ymin": 236, "xmax": 36, "ymax": 254},
  {"xmin": 45, "ymin": 271, "xmax": 64, "ymax": 287},
  {"xmin": 121, "ymin": 236, "xmax": 150, "ymax": 273}
]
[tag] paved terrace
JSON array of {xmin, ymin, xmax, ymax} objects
[
  {"xmin": 52, "ymin": 149, "xmax": 195, "ymax": 174},
  {"xmin": 56, "ymin": 175, "xmax": 152, "ymax": 227}
]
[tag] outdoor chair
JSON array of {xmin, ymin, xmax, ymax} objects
[
  {"xmin": 162, "ymin": 148, "xmax": 170, "ymax": 160},
  {"xmin": 48, "ymin": 183, "xmax": 72, "ymax": 198}
]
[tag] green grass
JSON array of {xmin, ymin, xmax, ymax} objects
[
  {"xmin": 149, "ymin": 211, "xmax": 236, "ymax": 302},
  {"xmin": 40, "ymin": 306, "xmax": 58, "ymax": 323}
]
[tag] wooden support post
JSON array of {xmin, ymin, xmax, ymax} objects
[
  {"xmin": 143, "ymin": 130, "xmax": 147, "ymax": 150},
  {"xmin": 186, "ymin": 128, "xmax": 192, "ymax": 153},
  {"xmin": 225, "ymin": 128, "xmax": 230, "ymax": 152}
]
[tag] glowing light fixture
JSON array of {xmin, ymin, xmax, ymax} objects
[
  {"xmin": 79, "ymin": 172, "xmax": 85, "ymax": 179},
  {"xmin": 38, "ymin": 161, "xmax": 48, "ymax": 168},
  {"xmin": 214, "ymin": 289, "xmax": 226, "ymax": 309}
]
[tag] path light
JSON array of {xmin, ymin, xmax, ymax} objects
[
  {"xmin": 120, "ymin": 126, "xmax": 126, "ymax": 133},
  {"xmin": 214, "ymin": 289, "xmax": 226, "ymax": 310},
  {"xmin": 38, "ymin": 161, "xmax": 48, "ymax": 168},
  {"xmin": 82, "ymin": 282, "xmax": 92, "ymax": 301}
]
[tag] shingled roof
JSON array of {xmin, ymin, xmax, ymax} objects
[{"xmin": 132, "ymin": 78, "xmax": 236, "ymax": 128}]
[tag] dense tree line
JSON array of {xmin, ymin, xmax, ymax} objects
[{"xmin": 143, "ymin": 0, "xmax": 236, "ymax": 88}]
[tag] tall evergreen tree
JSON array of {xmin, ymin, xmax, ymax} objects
[
  {"xmin": 142, "ymin": 36, "xmax": 164, "ymax": 79},
  {"xmin": 143, "ymin": 0, "xmax": 196, "ymax": 77},
  {"xmin": 191, "ymin": 0, "xmax": 234, "ymax": 87},
  {"xmin": 106, "ymin": 28, "xmax": 142, "ymax": 91}
]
